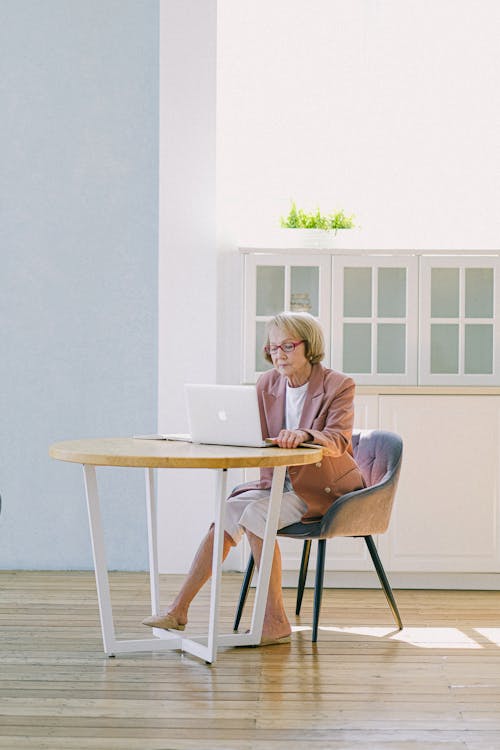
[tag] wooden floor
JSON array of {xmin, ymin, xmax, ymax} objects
[{"xmin": 1, "ymin": 572, "xmax": 500, "ymax": 749}]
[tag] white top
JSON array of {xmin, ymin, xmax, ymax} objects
[{"xmin": 285, "ymin": 381, "xmax": 308, "ymax": 430}]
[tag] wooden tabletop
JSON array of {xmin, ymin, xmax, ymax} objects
[{"xmin": 49, "ymin": 437, "xmax": 323, "ymax": 469}]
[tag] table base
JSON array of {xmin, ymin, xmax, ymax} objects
[{"xmin": 82, "ymin": 463, "xmax": 286, "ymax": 663}]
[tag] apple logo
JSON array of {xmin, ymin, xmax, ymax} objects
[{"xmin": 217, "ymin": 409, "xmax": 228, "ymax": 422}]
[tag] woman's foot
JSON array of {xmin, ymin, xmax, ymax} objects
[
  {"xmin": 142, "ymin": 611, "xmax": 187, "ymax": 631},
  {"xmin": 260, "ymin": 634, "xmax": 291, "ymax": 646},
  {"xmin": 260, "ymin": 614, "xmax": 291, "ymax": 643}
]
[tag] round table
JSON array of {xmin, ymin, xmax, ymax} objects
[{"xmin": 50, "ymin": 437, "xmax": 322, "ymax": 663}]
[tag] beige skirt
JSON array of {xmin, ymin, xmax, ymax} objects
[{"xmin": 224, "ymin": 488, "xmax": 308, "ymax": 544}]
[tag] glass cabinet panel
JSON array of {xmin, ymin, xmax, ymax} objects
[
  {"xmin": 465, "ymin": 268, "xmax": 493, "ymax": 318},
  {"xmin": 464, "ymin": 324, "xmax": 493, "ymax": 374},
  {"xmin": 343, "ymin": 268, "xmax": 371, "ymax": 317},
  {"xmin": 377, "ymin": 323, "xmax": 405, "ymax": 373},
  {"xmin": 255, "ymin": 321, "xmax": 272, "ymax": 373},
  {"xmin": 431, "ymin": 268, "xmax": 459, "ymax": 317},
  {"xmin": 290, "ymin": 266, "xmax": 319, "ymax": 315},
  {"xmin": 430, "ymin": 324, "xmax": 459, "ymax": 374},
  {"xmin": 343, "ymin": 323, "xmax": 371, "ymax": 373},
  {"xmin": 378, "ymin": 268, "xmax": 406, "ymax": 317},
  {"xmin": 256, "ymin": 266, "xmax": 284, "ymax": 316}
]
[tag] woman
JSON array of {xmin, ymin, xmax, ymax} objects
[{"xmin": 143, "ymin": 312, "xmax": 364, "ymax": 645}]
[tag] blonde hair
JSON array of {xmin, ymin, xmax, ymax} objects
[{"xmin": 263, "ymin": 312, "xmax": 325, "ymax": 365}]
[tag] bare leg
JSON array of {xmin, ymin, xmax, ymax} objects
[
  {"xmin": 246, "ymin": 530, "xmax": 291, "ymax": 641},
  {"xmin": 164, "ymin": 526, "xmax": 235, "ymax": 626}
]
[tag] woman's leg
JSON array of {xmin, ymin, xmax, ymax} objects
[
  {"xmin": 246, "ymin": 529, "xmax": 291, "ymax": 641},
  {"xmin": 147, "ymin": 526, "xmax": 235, "ymax": 627}
]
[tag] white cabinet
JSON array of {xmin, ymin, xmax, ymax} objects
[
  {"xmin": 377, "ymin": 394, "xmax": 500, "ymax": 575},
  {"xmin": 241, "ymin": 248, "xmax": 500, "ymax": 386},
  {"xmin": 283, "ymin": 391, "xmax": 500, "ymax": 588},
  {"xmin": 241, "ymin": 248, "xmax": 500, "ymax": 587}
]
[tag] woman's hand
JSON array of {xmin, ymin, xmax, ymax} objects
[{"xmin": 273, "ymin": 429, "xmax": 310, "ymax": 449}]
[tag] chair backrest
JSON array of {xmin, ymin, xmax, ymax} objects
[
  {"xmin": 277, "ymin": 429, "xmax": 403, "ymax": 540},
  {"xmin": 352, "ymin": 429, "xmax": 403, "ymax": 488},
  {"xmin": 318, "ymin": 429, "xmax": 403, "ymax": 538}
]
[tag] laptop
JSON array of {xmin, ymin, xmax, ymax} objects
[
  {"xmin": 184, "ymin": 384, "xmax": 268, "ymax": 447},
  {"xmin": 134, "ymin": 383, "xmax": 318, "ymax": 448}
]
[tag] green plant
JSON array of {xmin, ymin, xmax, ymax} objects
[{"xmin": 280, "ymin": 201, "xmax": 355, "ymax": 230}]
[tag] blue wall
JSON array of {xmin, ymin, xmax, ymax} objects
[{"xmin": 0, "ymin": 0, "xmax": 159, "ymax": 569}]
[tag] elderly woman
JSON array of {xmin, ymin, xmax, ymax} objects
[{"xmin": 143, "ymin": 312, "xmax": 364, "ymax": 645}]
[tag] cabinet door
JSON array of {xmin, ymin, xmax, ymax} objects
[
  {"xmin": 354, "ymin": 394, "xmax": 379, "ymax": 429},
  {"xmin": 331, "ymin": 255, "xmax": 419, "ymax": 385},
  {"xmin": 378, "ymin": 395, "xmax": 500, "ymax": 573},
  {"xmin": 419, "ymin": 256, "xmax": 500, "ymax": 385},
  {"xmin": 242, "ymin": 253, "xmax": 331, "ymax": 383}
]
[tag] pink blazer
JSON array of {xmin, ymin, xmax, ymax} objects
[{"xmin": 230, "ymin": 364, "xmax": 364, "ymax": 523}]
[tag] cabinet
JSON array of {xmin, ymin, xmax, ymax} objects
[
  {"xmin": 241, "ymin": 248, "xmax": 500, "ymax": 386},
  {"xmin": 377, "ymin": 394, "xmax": 500, "ymax": 575},
  {"xmin": 279, "ymin": 390, "xmax": 500, "ymax": 588},
  {"xmin": 240, "ymin": 248, "xmax": 500, "ymax": 587}
]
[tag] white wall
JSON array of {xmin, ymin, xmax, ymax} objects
[
  {"xmin": 0, "ymin": 0, "xmax": 158, "ymax": 570},
  {"xmin": 157, "ymin": 0, "xmax": 219, "ymax": 573},
  {"xmin": 217, "ymin": 0, "xmax": 500, "ymax": 265},
  {"xmin": 160, "ymin": 0, "xmax": 500, "ymax": 573}
]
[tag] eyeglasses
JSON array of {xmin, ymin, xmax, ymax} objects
[{"xmin": 264, "ymin": 340, "xmax": 305, "ymax": 355}]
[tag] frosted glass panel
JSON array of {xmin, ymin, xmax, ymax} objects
[
  {"xmin": 378, "ymin": 268, "xmax": 406, "ymax": 317},
  {"xmin": 255, "ymin": 322, "xmax": 272, "ymax": 372},
  {"xmin": 377, "ymin": 324, "xmax": 405, "ymax": 373},
  {"xmin": 465, "ymin": 269, "xmax": 494, "ymax": 318},
  {"xmin": 344, "ymin": 268, "xmax": 371, "ymax": 317},
  {"xmin": 343, "ymin": 323, "xmax": 371, "ymax": 373},
  {"xmin": 431, "ymin": 324, "xmax": 459, "ymax": 373},
  {"xmin": 464, "ymin": 324, "xmax": 493, "ymax": 374},
  {"xmin": 290, "ymin": 266, "xmax": 319, "ymax": 315},
  {"xmin": 431, "ymin": 268, "xmax": 459, "ymax": 318},
  {"xmin": 256, "ymin": 266, "xmax": 284, "ymax": 316}
]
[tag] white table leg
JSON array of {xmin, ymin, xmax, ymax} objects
[
  {"xmin": 216, "ymin": 464, "xmax": 286, "ymax": 648},
  {"xmin": 83, "ymin": 464, "xmax": 182, "ymax": 656},
  {"xmin": 180, "ymin": 467, "xmax": 228, "ymax": 664},
  {"xmin": 82, "ymin": 464, "xmax": 117, "ymax": 656},
  {"xmin": 206, "ymin": 467, "xmax": 228, "ymax": 662},
  {"xmin": 145, "ymin": 468, "xmax": 160, "ymax": 616},
  {"xmin": 248, "ymin": 464, "xmax": 286, "ymax": 640}
]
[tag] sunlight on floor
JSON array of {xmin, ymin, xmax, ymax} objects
[
  {"xmin": 474, "ymin": 628, "xmax": 500, "ymax": 646},
  {"xmin": 312, "ymin": 625, "xmax": 484, "ymax": 649}
]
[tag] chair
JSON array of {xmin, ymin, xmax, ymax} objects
[{"xmin": 233, "ymin": 429, "xmax": 403, "ymax": 642}]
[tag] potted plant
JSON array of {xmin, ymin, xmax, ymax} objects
[{"xmin": 280, "ymin": 201, "xmax": 355, "ymax": 248}]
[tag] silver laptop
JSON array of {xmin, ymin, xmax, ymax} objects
[{"xmin": 184, "ymin": 384, "xmax": 268, "ymax": 447}]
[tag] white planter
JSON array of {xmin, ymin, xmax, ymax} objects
[{"xmin": 280, "ymin": 228, "xmax": 354, "ymax": 249}]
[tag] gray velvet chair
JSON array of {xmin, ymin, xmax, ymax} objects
[{"xmin": 233, "ymin": 429, "xmax": 403, "ymax": 642}]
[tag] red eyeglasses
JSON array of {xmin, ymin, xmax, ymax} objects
[{"xmin": 264, "ymin": 340, "xmax": 305, "ymax": 355}]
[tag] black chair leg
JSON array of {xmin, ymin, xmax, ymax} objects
[
  {"xmin": 233, "ymin": 554, "xmax": 255, "ymax": 631},
  {"xmin": 365, "ymin": 535, "xmax": 403, "ymax": 630},
  {"xmin": 295, "ymin": 539, "xmax": 312, "ymax": 615},
  {"xmin": 312, "ymin": 539, "xmax": 326, "ymax": 642}
]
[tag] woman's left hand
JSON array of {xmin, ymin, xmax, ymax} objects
[{"xmin": 273, "ymin": 429, "xmax": 310, "ymax": 449}]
